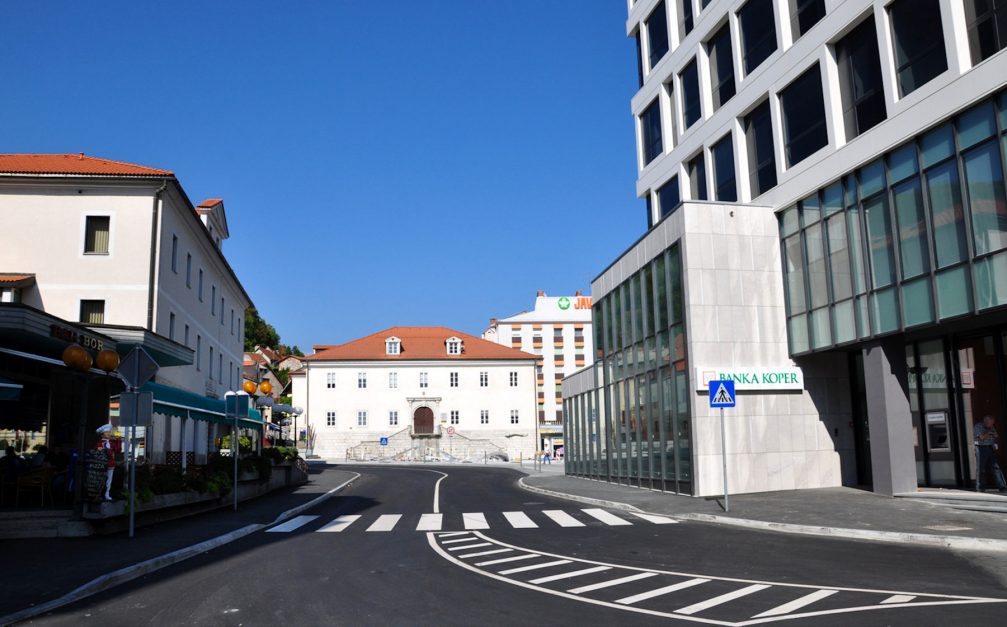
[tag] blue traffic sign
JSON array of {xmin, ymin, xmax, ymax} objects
[
  {"xmin": 709, "ymin": 380, "xmax": 736, "ymax": 408},
  {"xmin": 379, "ymin": 437, "xmax": 389, "ymax": 446}
]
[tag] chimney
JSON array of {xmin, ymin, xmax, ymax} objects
[
  {"xmin": 537, "ymin": 290, "xmax": 545, "ymax": 297},
  {"xmin": 575, "ymin": 290, "xmax": 582, "ymax": 296},
  {"xmin": 490, "ymin": 318, "xmax": 497, "ymax": 326}
]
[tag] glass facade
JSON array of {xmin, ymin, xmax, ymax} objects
[
  {"xmin": 564, "ymin": 245, "xmax": 691, "ymax": 494},
  {"xmin": 780, "ymin": 89, "xmax": 1007, "ymax": 356}
]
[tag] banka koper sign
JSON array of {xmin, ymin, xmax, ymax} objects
[{"xmin": 696, "ymin": 367, "xmax": 804, "ymax": 391}]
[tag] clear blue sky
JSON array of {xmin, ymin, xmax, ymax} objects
[{"xmin": 3, "ymin": 1, "xmax": 642, "ymax": 350}]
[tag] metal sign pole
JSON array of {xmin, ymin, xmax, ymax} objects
[
  {"xmin": 127, "ymin": 386, "xmax": 137, "ymax": 538},
  {"xmin": 233, "ymin": 411, "xmax": 239, "ymax": 512},
  {"xmin": 721, "ymin": 406, "xmax": 729, "ymax": 513}
]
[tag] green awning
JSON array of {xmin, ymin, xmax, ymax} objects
[
  {"xmin": 140, "ymin": 382, "xmax": 262, "ymax": 429},
  {"xmin": 0, "ymin": 376, "xmax": 22, "ymax": 401}
]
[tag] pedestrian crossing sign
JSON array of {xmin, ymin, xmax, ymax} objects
[{"xmin": 709, "ymin": 379, "xmax": 736, "ymax": 408}]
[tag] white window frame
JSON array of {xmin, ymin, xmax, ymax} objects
[
  {"xmin": 389, "ymin": 410, "xmax": 399, "ymax": 426},
  {"xmin": 449, "ymin": 372, "xmax": 458, "ymax": 387},
  {"xmin": 386, "ymin": 336, "xmax": 401, "ymax": 355},
  {"xmin": 510, "ymin": 410, "xmax": 519, "ymax": 424},
  {"xmin": 326, "ymin": 411, "xmax": 336, "ymax": 426},
  {"xmin": 479, "ymin": 371, "xmax": 488, "ymax": 387},
  {"xmin": 358, "ymin": 372, "xmax": 367, "ymax": 388},
  {"xmin": 357, "ymin": 411, "xmax": 367, "ymax": 427},
  {"xmin": 388, "ymin": 372, "xmax": 398, "ymax": 389},
  {"xmin": 419, "ymin": 372, "xmax": 428, "ymax": 388},
  {"xmin": 480, "ymin": 410, "xmax": 489, "ymax": 425},
  {"xmin": 326, "ymin": 372, "xmax": 336, "ymax": 389},
  {"xmin": 446, "ymin": 336, "xmax": 462, "ymax": 355},
  {"xmin": 450, "ymin": 410, "xmax": 459, "ymax": 425},
  {"xmin": 509, "ymin": 371, "xmax": 518, "ymax": 387}
]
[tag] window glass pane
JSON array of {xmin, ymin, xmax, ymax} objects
[
  {"xmin": 893, "ymin": 178, "xmax": 930, "ymax": 279},
  {"xmin": 903, "ymin": 277, "xmax": 934, "ymax": 327},
  {"xmin": 681, "ymin": 60, "xmax": 701, "ymax": 128},
  {"xmin": 805, "ymin": 223, "xmax": 828, "ymax": 308},
  {"xmin": 84, "ymin": 216, "xmax": 110, "ymax": 254},
  {"xmin": 658, "ymin": 176, "xmax": 680, "ymax": 218},
  {"xmin": 926, "ymin": 160, "xmax": 968, "ymax": 268},
  {"xmin": 788, "ymin": 315, "xmax": 809, "ymax": 353},
  {"xmin": 888, "ymin": 143, "xmax": 918, "ymax": 183},
  {"xmin": 859, "ymin": 159, "xmax": 886, "ymax": 197},
  {"xmin": 836, "ymin": 16, "xmax": 886, "ymax": 139},
  {"xmin": 810, "ymin": 307, "xmax": 831, "ymax": 349},
  {"xmin": 958, "ymin": 102, "xmax": 997, "ymax": 150},
  {"xmin": 936, "ymin": 265, "xmax": 972, "ymax": 318},
  {"xmin": 833, "ymin": 299, "xmax": 856, "ymax": 344},
  {"xmin": 871, "ymin": 287, "xmax": 900, "ymax": 333},
  {"xmin": 801, "ymin": 192, "xmax": 821, "ymax": 225},
  {"xmin": 856, "ymin": 295, "xmax": 871, "ymax": 337},
  {"xmin": 823, "ymin": 182, "xmax": 842, "ymax": 216},
  {"xmin": 689, "ymin": 153, "xmax": 707, "ymax": 200},
  {"xmin": 708, "ymin": 24, "xmax": 736, "ymax": 109},
  {"xmin": 655, "ymin": 254, "xmax": 669, "ymax": 330},
  {"xmin": 641, "ymin": 99, "xmax": 664, "ymax": 165},
  {"xmin": 781, "ymin": 64, "xmax": 828, "ymax": 166},
  {"xmin": 739, "ymin": 0, "xmax": 778, "ymax": 74},
  {"xmin": 964, "ymin": 141, "xmax": 1007, "ymax": 255},
  {"xmin": 827, "ymin": 214, "xmax": 853, "ymax": 300},
  {"xmin": 791, "ymin": 0, "xmax": 826, "ymax": 39},
  {"xmin": 864, "ymin": 195, "xmax": 896, "ymax": 288},
  {"xmin": 890, "ymin": 0, "xmax": 948, "ymax": 97},
  {"xmin": 646, "ymin": 1, "xmax": 670, "ymax": 69},
  {"xmin": 920, "ymin": 124, "xmax": 954, "ymax": 168},
  {"xmin": 679, "ymin": 0, "xmax": 694, "ymax": 38},
  {"xmin": 747, "ymin": 100, "xmax": 777, "ymax": 195},
  {"xmin": 780, "ymin": 205, "xmax": 799, "ymax": 236},
  {"xmin": 712, "ymin": 134, "xmax": 737, "ymax": 201},
  {"xmin": 1000, "ymin": 91, "xmax": 1007, "ymax": 130},
  {"xmin": 847, "ymin": 204, "xmax": 867, "ymax": 294},
  {"xmin": 975, "ymin": 250, "xmax": 1007, "ymax": 309},
  {"xmin": 784, "ymin": 234, "xmax": 807, "ymax": 314}
]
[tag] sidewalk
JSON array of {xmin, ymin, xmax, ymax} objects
[
  {"xmin": 520, "ymin": 472, "xmax": 1007, "ymax": 552},
  {"xmin": 0, "ymin": 465, "xmax": 358, "ymax": 623}
]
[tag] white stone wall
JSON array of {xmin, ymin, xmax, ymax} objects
[{"xmin": 294, "ymin": 360, "xmax": 538, "ymax": 460}]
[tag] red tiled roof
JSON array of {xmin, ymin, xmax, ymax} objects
[
  {"xmin": 197, "ymin": 198, "xmax": 223, "ymax": 208},
  {"xmin": 243, "ymin": 353, "xmax": 268, "ymax": 366},
  {"xmin": 0, "ymin": 154, "xmax": 173, "ymax": 177},
  {"xmin": 304, "ymin": 327, "xmax": 536, "ymax": 362},
  {"xmin": 0, "ymin": 273, "xmax": 35, "ymax": 285}
]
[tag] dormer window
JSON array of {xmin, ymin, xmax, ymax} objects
[
  {"xmin": 446, "ymin": 337, "xmax": 462, "ymax": 356},
  {"xmin": 386, "ymin": 336, "xmax": 401, "ymax": 356}
]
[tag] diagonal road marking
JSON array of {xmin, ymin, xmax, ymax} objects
[
  {"xmin": 582, "ymin": 508, "xmax": 633, "ymax": 526},
  {"xmin": 569, "ymin": 572, "xmax": 659, "ymax": 594},
  {"xmin": 542, "ymin": 510, "xmax": 586, "ymax": 527},
  {"xmin": 416, "ymin": 513, "xmax": 443, "ymax": 531},
  {"xmin": 366, "ymin": 514, "xmax": 401, "ymax": 532},
  {"xmin": 675, "ymin": 584, "xmax": 770, "ymax": 615},
  {"xmin": 632, "ymin": 512, "xmax": 679, "ymax": 525},
  {"xmin": 503, "ymin": 511, "xmax": 539, "ymax": 528},
  {"xmin": 317, "ymin": 515, "xmax": 361, "ymax": 533},
  {"xmin": 476, "ymin": 553, "xmax": 540, "ymax": 567},
  {"xmin": 448, "ymin": 542, "xmax": 492, "ymax": 552},
  {"xmin": 616, "ymin": 578, "xmax": 710, "ymax": 605},
  {"xmin": 458, "ymin": 548, "xmax": 512, "ymax": 559},
  {"xmin": 498, "ymin": 560, "xmax": 573, "ymax": 576},
  {"xmin": 529, "ymin": 566, "xmax": 612, "ymax": 585},
  {"xmin": 881, "ymin": 594, "xmax": 915, "ymax": 604},
  {"xmin": 752, "ymin": 589, "xmax": 838, "ymax": 618},
  {"xmin": 462, "ymin": 512, "xmax": 490, "ymax": 529}
]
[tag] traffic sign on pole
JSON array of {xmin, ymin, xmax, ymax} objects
[
  {"xmin": 379, "ymin": 437, "xmax": 389, "ymax": 446},
  {"xmin": 117, "ymin": 346, "xmax": 159, "ymax": 390},
  {"xmin": 708, "ymin": 379, "xmax": 735, "ymax": 512}
]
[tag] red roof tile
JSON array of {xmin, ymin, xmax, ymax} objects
[
  {"xmin": 304, "ymin": 327, "xmax": 536, "ymax": 362},
  {"xmin": 197, "ymin": 198, "xmax": 223, "ymax": 208},
  {"xmin": 0, "ymin": 273, "xmax": 34, "ymax": 285},
  {"xmin": 0, "ymin": 154, "xmax": 173, "ymax": 177}
]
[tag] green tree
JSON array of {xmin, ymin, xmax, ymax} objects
[{"xmin": 244, "ymin": 306, "xmax": 279, "ymax": 351}]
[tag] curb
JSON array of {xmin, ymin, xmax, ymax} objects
[
  {"xmin": 517, "ymin": 477, "xmax": 1007, "ymax": 554},
  {"xmin": 517, "ymin": 476, "xmax": 643, "ymax": 513},
  {"xmin": 0, "ymin": 472, "xmax": 360, "ymax": 626}
]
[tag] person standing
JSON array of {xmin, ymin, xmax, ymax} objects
[{"xmin": 974, "ymin": 415, "xmax": 1007, "ymax": 492}]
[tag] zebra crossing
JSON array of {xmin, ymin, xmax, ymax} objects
[
  {"xmin": 429, "ymin": 531, "xmax": 1007, "ymax": 625},
  {"xmin": 265, "ymin": 508, "xmax": 678, "ymax": 534}
]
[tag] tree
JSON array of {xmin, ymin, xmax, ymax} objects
[
  {"xmin": 244, "ymin": 306, "xmax": 279, "ymax": 352},
  {"xmin": 277, "ymin": 344, "xmax": 305, "ymax": 357}
]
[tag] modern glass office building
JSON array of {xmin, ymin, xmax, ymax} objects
[{"xmin": 564, "ymin": 0, "xmax": 1007, "ymax": 497}]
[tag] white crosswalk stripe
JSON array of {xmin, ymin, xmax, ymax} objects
[
  {"xmin": 675, "ymin": 583, "xmax": 770, "ymax": 615},
  {"xmin": 462, "ymin": 512, "xmax": 490, "ymax": 529},
  {"xmin": 366, "ymin": 514, "xmax": 401, "ymax": 532},
  {"xmin": 752, "ymin": 589, "xmax": 838, "ymax": 618},
  {"xmin": 581, "ymin": 508, "xmax": 633, "ymax": 526},
  {"xmin": 317, "ymin": 515, "xmax": 361, "ymax": 533},
  {"xmin": 502, "ymin": 511, "xmax": 538, "ymax": 528},
  {"xmin": 416, "ymin": 513, "xmax": 442, "ymax": 531},
  {"xmin": 542, "ymin": 510, "xmax": 585, "ymax": 527},
  {"xmin": 266, "ymin": 515, "xmax": 318, "ymax": 533}
]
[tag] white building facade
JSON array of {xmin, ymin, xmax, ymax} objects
[
  {"xmin": 293, "ymin": 327, "xmax": 538, "ymax": 461},
  {"xmin": 564, "ymin": 1, "xmax": 1007, "ymax": 497},
  {"xmin": 0, "ymin": 155, "xmax": 253, "ymax": 465},
  {"xmin": 483, "ymin": 291, "xmax": 594, "ymax": 453}
]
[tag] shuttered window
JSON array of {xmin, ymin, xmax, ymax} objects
[{"xmin": 84, "ymin": 216, "xmax": 110, "ymax": 254}]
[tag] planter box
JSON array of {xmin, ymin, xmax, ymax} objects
[{"xmin": 84, "ymin": 490, "xmax": 218, "ymax": 519}]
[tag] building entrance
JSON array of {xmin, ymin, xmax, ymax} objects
[
  {"xmin": 956, "ymin": 333, "xmax": 1007, "ymax": 487},
  {"xmin": 413, "ymin": 407, "xmax": 434, "ymax": 435}
]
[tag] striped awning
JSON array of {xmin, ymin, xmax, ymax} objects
[{"xmin": 140, "ymin": 381, "xmax": 263, "ymax": 429}]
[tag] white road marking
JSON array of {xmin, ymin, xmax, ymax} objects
[
  {"xmin": 498, "ymin": 560, "xmax": 573, "ymax": 575},
  {"xmin": 881, "ymin": 594, "xmax": 915, "ymax": 604},
  {"xmin": 416, "ymin": 513, "xmax": 443, "ymax": 531},
  {"xmin": 632, "ymin": 512, "xmax": 678, "ymax": 525},
  {"xmin": 752, "ymin": 589, "xmax": 838, "ymax": 618},
  {"xmin": 431, "ymin": 471, "xmax": 448, "ymax": 513},
  {"xmin": 529, "ymin": 566, "xmax": 612, "ymax": 585},
  {"xmin": 503, "ymin": 511, "xmax": 538, "ymax": 528},
  {"xmin": 543, "ymin": 510, "xmax": 585, "ymax": 527},
  {"xmin": 463, "ymin": 512, "xmax": 490, "ymax": 529},
  {"xmin": 616, "ymin": 578, "xmax": 709, "ymax": 605},
  {"xmin": 448, "ymin": 542, "xmax": 492, "ymax": 552},
  {"xmin": 441, "ymin": 537, "xmax": 480, "ymax": 545},
  {"xmin": 317, "ymin": 515, "xmax": 361, "ymax": 533},
  {"xmin": 266, "ymin": 515, "xmax": 318, "ymax": 533},
  {"xmin": 458, "ymin": 548, "xmax": 513, "ymax": 559},
  {"xmin": 366, "ymin": 514, "xmax": 401, "ymax": 532},
  {"xmin": 436, "ymin": 531, "xmax": 471, "ymax": 538},
  {"xmin": 475, "ymin": 553, "xmax": 541, "ymax": 566},
  {"xmin": 569, "ymin": 572, "xmax": 660, "ymax": 594},
  {"xmin": 676, "ymin": 584, "xmax": 771, "ymax": 615},
  {"xmin": 582, "ymin": 508, "xmax": 633, "ymax": 526}
]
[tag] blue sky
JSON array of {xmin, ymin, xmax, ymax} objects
[{"xmin": 4, "ymin": 1, "xmax": 641, "ymax": 350}]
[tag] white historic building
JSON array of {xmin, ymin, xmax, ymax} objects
[
  {"xmin": 483, "ymin": 291, "xmax": 594, "ymax": 453},
  {"xmin": 292, "ymin": 327, "xmax": 538, "ymax": 461},
  {"xmin": 0, "ymin": 154, "xmax": 253, "ymax": 464}
]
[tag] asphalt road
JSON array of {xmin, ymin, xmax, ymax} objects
[{"xmin": 25, "ymin": 465, "xmax": 1007, "ymax": 626}]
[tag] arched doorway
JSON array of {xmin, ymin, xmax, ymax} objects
[{"xmin": 413, "ymin": 406, "xmax": 435, "ymax": 435}]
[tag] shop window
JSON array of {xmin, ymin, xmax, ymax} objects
[
  {"xmin": 902, "ymin": 277, "xmax": 935, "ymax": 327},
  {"xmin": 83, "ymin": 216, "xmax": 110, "ymax": 254},
  {"xmin": 890, "ymin": 0, "xmax": 947, "ymax": 97},
  {"xmin": 826, "ymin": 213, "xmax": 852, "ymax": 300},
  {"xmin": 681, "ymin": 59, "xmax": 701, "ymax": 129},
  {"xmin": 936, "ymin": 266, "xmax": 972, "ymax": 318},
  {"xmin": 963, "ymin": 140, "xmax": 1007, "ymax": 255},
  {"xmin": 926, "ymin": 161, "xmax": 968, "ymax": 268},
  {"xmin": 836, "ymin": 17, "xmax": 886, "ymax": 140},
  {"xmin": 707, "ymin": 24, "xmax": 735, "ymax": 110},
  {"xmin": 864, "ymin": 195, "xmax": 896, "ymax": 288},
  {"xmin": 790, "ymin": 0, "xmax": 825, "ymax": 39},
  {"xmin": 711, "ymin": 134, "xmax": 737, "ymax": 202},
  {"xmin": 780, "ymin": 64, "xmax": 828, "ymax": 166},
  {"xmin": 746, "ymin": 100, "xmax": 777, "ymax": 196},
  {"xmin": 783, "ymin": 234, "xmax": 807, "ymax": 315},
  {"xmin": 893, "ymin": 178, "xmax": 930, "ymax": 280},
  {"xmin": 739, "ymin": 0, "xmax": 777, "ymax": 75},
  {"xmin": 646, "ymin": 1, "xmax": 670, "ymax": 70}
]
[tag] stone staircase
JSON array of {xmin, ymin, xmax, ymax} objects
[
  {"xmin": 346, "ymin": 427, "xmax": 412, "ymax": 461},
  {"xmin": 0, "ymin": 509, "xmax": 93, "ymax": 539},
  {"xmin": 896, "ymin": 489, "xmax": 1007, "ymax": 514},
  {"xmin": 345, "ymin": 428, "xmax": 507, "ymax": 462}
]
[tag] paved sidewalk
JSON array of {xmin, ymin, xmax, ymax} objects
[
  {"xmin": 521, "ymin": 473, "xmax": 1007, "ymax": 550},
  {"xmin": 0, "ymin": 465, "xmax": 358, "ymax": 621}
]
